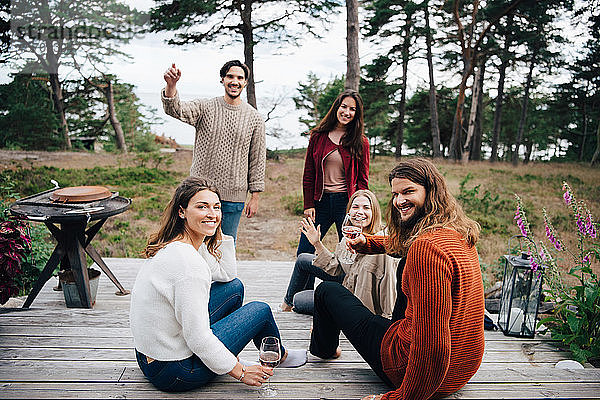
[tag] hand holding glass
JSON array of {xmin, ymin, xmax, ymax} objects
[
  {"xmin": 340, "ymin": 214, "xmax": 360, "ymax": 264},
  {"xmin": 259, "ymin": 336, "xmax": 281, "ymax": 397}
]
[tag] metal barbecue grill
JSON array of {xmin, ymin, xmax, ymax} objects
[{"xmin": 9, "ymin": 186, "xmax": 132, "ymax": 308}]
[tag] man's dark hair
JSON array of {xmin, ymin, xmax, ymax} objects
[{"xmin": 220, "ymin": 60, "xmax": 250, "ymax": 80}]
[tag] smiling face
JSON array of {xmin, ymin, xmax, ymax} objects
[
  {"xmin": 348, "ymin": 195, "xmax": 373, "ymax": 232},
  {"xmin": 391, "ymin": 177, "xmax": 427, "ymax": 227},
  {"xmin": 336, "ymin": 96, "xmax": 357, "ymax": 127},
  {"xmin": 179, "ymin": 189, "xmax": 221, "ymax": 240},
  {"xmin": 221, "ymin": 66, "xmax": 247, "ymax": 100}
]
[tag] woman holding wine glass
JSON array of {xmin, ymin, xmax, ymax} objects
[
  {"xmin": 281, "ymin": 190, "xmax": 399, "ymax": 317},
  {"xmin": 130, "ymin": 177, "xmax": 306, "ymax": 393},
  {"xmin": 297, "ymin": 89, "xmax": 370, "ymax": 256}
]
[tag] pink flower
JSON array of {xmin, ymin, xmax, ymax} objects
[
  {"xmin": 583, "ymin": 254, "xmax": 591, "ymax": 265},
  {"xmin": 563, "ymin": 190, "xmax": 571, "ymax": 205},
  {"xmin": 531, "ymin": 258, "xmax": 539, "ymax": 272},
  {"xmin": 539, "ymin": 249, "xmax": 546, "ymax": 261}
]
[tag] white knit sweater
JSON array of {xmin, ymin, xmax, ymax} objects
[{"xmin": 129, "ymin": 238, "xmax": 238, "ymax": 375}]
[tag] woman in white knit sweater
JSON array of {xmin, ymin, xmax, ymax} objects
[{"xmin": 130, "ymin": 177, "xmax": 305, "ymax": 392}]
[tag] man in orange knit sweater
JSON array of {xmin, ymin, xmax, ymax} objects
[{"xmin": 309, "ymin": 158, "xmax": 485, "ymax": 400}]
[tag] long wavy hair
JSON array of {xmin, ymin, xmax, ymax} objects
[
  {"xmin": 143, "ymin": 177, "xmax": 222, "ymax": 259},
  {"xmin": 310, "ymin": 89, "xmax": 365, "ymax": 158},
  {"xmin": 347, "ymin": 189, "xmax": 382, "ymax": 235},
  {"xmin": 385, "ymin": 158, "xmax": 480, "ymax": 255}
]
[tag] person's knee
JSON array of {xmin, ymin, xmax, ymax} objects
[
  {"xmin": 314, "ymin": 281, "xmax": 339, "ymax": 306},
  {"xmin": 292, "ymin": 290, "xmax": 314, "ymax": 315},
  {"xmin": 246, "ymin": 301, "xmax": 272, "ymax": 318},
  {"xmin": 296, "ymin": 253, "xmax": 314, "ymax": 270},
  {"xmin": 222, "ymin": 278, "xmax": 243, "ymax": 308},
  {"xmin": 229, "ymin": 278, "xmax": 244, "ymax": 297}
]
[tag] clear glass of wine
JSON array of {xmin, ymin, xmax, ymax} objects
[
  {"xmin": 259, "ymin": 336, "xmax": 281, "ymax": 397},
  {"xmin": 340, "ymin": 213, "xmax": 360, "ymax": 264}
]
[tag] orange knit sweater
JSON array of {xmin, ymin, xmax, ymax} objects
[{"xmin": 360, "ymin": 229, "xmax": 485, "ymax": 400}]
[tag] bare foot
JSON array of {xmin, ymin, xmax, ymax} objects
[
  {"xmin": 333, "ymin": 346, "xmax": 342, "ymax": 358},
  {"xmin": 280, "ymin": 302, "xmax": 293, "ymax": 312}
]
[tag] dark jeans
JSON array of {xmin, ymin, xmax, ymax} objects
[
  {"xmin": 135, "ymin": 279, "xmax": 284, "ymax": 392},
  {"xmin": 283, "ymin": 253, "xmax": 344, "ymax": 314},
  {"xmin": 297, "ymin": 192, "xmax": 348, "ymax": 255},
  {"xmin": 309, "ymin": 281, "xmax": 394, "ymax": 386}
]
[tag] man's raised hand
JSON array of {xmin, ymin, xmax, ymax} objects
[{"xmin": 164, "ymin": 63, "xmax": 181, "ymax": 97}]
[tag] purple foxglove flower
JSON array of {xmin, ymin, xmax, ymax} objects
[{"xmin": 583, "ymin": 254, "xmax": 591, "ymax": 265}]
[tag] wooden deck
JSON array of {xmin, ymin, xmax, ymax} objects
[{"xmin": 1, "ymin": 258, "xmax": 599, "ymax": 399}]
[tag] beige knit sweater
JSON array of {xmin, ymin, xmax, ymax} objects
[{"xmin": 162, "ymin": 90, "xmax": 266, "ymax": 202}]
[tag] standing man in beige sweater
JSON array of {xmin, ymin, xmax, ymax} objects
[{"xmin": 161, "ymin": 60, "xmax": 266, "ymax": 242}]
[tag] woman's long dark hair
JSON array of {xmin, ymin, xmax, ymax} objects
[
  {"xmin": 310, "ymin": 89, "xmax": 365, "ymax": 158},
  {"xmin": 143, "ymin": 177, "xmax": 222, "ymax": 259},
  {"xmin": 385, "ymin": 158, "xmax": 480, "ymax": 255}
]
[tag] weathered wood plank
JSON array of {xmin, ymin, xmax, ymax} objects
[
  {"xmin": 1, "ymin": 382, "xmax": 600, "ymax": 399},
  {"xmin": 0, "ymin": 336, "xmax": 564, "ymax": 353},
  {"xmin": 1, "ymin": 363, "xmax": 600, "ymax": 384},
  {"xmin": 0, "ymin": 347, "xmax": 574, "ymax": 363}
]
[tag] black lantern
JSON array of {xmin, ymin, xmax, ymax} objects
[{"xmin": 497, "ymin": 235, "xmax": 544, "ymax": 338}]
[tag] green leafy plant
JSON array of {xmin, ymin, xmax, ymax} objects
[
  {"xmin": 0, "ymin": 219, "xmax": 31, "ymax": 304},
  {"xmin": 134, "ymin": 151, "xmax": 174, "ymax": 169},
  {"xmin": 0, "ymin": 176, "xmax": 54, "ymax": 302},
  {"xmin": 514, "ymin": 183, "xmax": 599, "ymax": 365},
  {"xmin": 458, "ymin": 173, "xmax": 512, "ymax": 235},
  {"xmin": 0, "ymin": 177, "xmax": 30, "ymax": 304},
  {"xmin": 281, "ymin": 193, "xmax": 304, "ymax": 216}
]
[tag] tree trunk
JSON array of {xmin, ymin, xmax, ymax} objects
[
  {"xmin": 105, "ymin": 80, "xmax": 127, "ymax": 153},
  {"xmin": 524, "ymin": 141, "xmax": 533, "ymax": 164},
  {"xmin": 345, "ymin": 0, "xmax": 360, "ymax": 91},
  {"xmin": 591, "ymin": 116, "xmax": 600, "ymax": 166},
  {"xmin": 462, "ymin": 58, "xmax": 483, "ymax": 162},
  {"xmin": 512, "ymin": 45, "xmax": 538, "ymax": 166},
  {"xmin": 40, "ymin": 0, "xmax": 70, "ymax": 150},
  {"xmin": 490, "ymin": 14, "xmax": 513, "ymax": 163},
  {"xmin": 449, "ymin": 0, "xmax": 523, "ymax": 161},
  {"xmin": 241, "ymin": 0, "xmax": 257, "ymax": 109},
  {"xmin": 449, "ymin": 59, "xmax": 470, "ymax": 161},
  {"xmin": 395, "ymin": 14, "xmax": 412, "ymax": 159},
  {"xmin": 425, "ymin": 2, "xmax": 442, "ymax": 158},
  {"xmin": 48, "ymin": 72, "xmax": 71, "ymax": 149},
  {"xmin": 471, "ymin": 59, "xmax": 485, "ymax": 161}
]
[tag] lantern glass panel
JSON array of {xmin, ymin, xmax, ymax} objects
[{"xmin": 497, "ymin": 254, "xmax": 543, "ymax": 338}]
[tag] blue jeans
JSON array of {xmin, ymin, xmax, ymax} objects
[
  {"xmin": 283, "ymin": 253, "xmax": 343, "ymax": 315},
  {"xmin": 135, "ymin": 279, "xmax": 284, "ymax": 392},
  {"xmin": 221, "ymin": 201, "xmax": 245, "ymax": 243},
  {"xmin": 297, "ymin": 192, "xmax": 348, "ymax": 255}
]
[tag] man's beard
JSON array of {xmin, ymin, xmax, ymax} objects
[{"xmin": 398, "ymin": 204, "xmax": 426, "ymax": 236}]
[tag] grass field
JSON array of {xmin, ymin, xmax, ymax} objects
[{"xmin": 1, "ymin": 149, "xmax": 598, "ymax": 288}]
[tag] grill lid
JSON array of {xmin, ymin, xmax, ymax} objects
[{"xmin": 50, "ymin": 186, "xmax": 112, "ymax": 203}]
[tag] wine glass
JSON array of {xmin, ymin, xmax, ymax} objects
[
  {"xmin": 340, "ymin": 213, "xmax": 360, "ymax": 264},
  {"xmin": 259, "ymin": 336, "xmax": 281, "ymax": 397}
]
